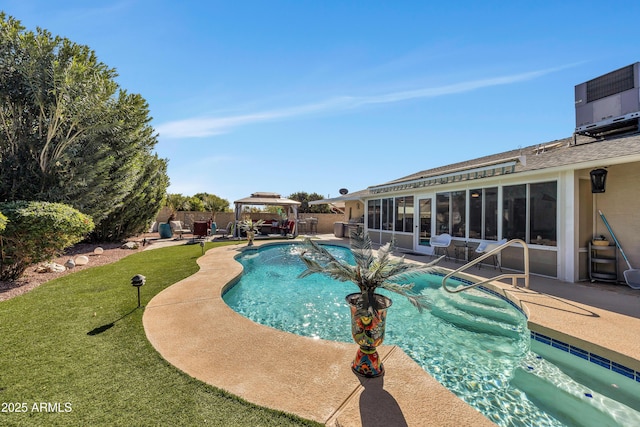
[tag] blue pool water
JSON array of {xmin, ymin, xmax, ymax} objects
[{"xmin": 223, "ymin": 243, "xmax": 640, "ymax": 427}]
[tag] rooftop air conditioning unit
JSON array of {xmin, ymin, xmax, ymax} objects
[{"xmin": 575, "ymin": 62, "xmax": 640, "ymax": 135}]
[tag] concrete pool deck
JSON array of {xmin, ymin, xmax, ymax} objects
[{"xmin": 142, "ymin": 235, "xmax": 640, "ymax": 426}]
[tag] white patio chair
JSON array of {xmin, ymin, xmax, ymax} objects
[
  {"xmin": 430, "ymin": 233, "xmax": 452, "ymax": 259},
  {"xmin": 474, "ymin": 238, "xmax": 507, "ymax": 270}
]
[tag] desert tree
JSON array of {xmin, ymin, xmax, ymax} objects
[{"xmin": 0, "ymin": 14, "xmax": 168, "ymax": 239}]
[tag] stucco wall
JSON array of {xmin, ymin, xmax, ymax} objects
[
  {"xmin": 155, "ymin": 207, "xmax": 345, "ymax": 235},
  {"xmin": 586, "ymin": 162, "xmax": 640, "ymax": 283},
  {"xmin": 344, "ymin": 200, "xmax": 365, "ymax": 222}
]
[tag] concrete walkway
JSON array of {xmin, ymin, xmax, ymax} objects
[{"xmin": 143, "ymin": 236, "xmax": 640, "ymax": 426}]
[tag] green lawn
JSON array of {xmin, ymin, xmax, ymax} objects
[{"xmin": 0, "ymin": 242, "xmax": 321, "ymax": 427}]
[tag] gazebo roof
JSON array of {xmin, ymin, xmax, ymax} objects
[{"xmin": 234, "ymin": 192, "xmax": 301, "ymax": 206}]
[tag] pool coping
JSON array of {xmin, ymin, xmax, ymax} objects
[{"xmin": 143, "ymin": 238, "xmax": 640, "ymax": 426}]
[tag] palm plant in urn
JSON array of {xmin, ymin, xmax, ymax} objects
[
  {"xmin": 298, "ymin": 230, "xmax": 442, "ymax": 377},
  {"xmin": 239, "ymin": 216, "xmax": 265, "ymax": 246}
]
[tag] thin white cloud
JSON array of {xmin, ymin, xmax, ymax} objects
[{"xmin": 156, "ymin": 66, "xmax": 571, "ymax": 139}]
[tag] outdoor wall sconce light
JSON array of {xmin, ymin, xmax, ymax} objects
[
  {"xmin": 590, "ymin": 168, "xmax": 608, "ymax": 193},
  {"xmin": 131, "ymin": 274, "xmax": 146, "ymax": 308}
]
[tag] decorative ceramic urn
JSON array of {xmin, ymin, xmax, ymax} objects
[{"xmin": 346, "ymin": 292, "xmax": 392, "ymax": 377}]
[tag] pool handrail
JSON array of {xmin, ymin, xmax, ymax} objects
[{"xmin": 442, "ymin": 239, "xmax": 530, "ymax": 293}]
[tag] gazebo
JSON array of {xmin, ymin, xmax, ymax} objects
[{"xmin": 233, "ymin": 192, "xmax": 301, "ymax": 238}]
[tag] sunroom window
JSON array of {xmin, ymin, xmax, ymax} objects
[
  {"xmin": 503, "ymin": 184, "xmax": 527, "ymax": 241},
  {"xmin": 435, "ymin": 193, "xmax": 449, "ymax": 234},
  {"xmin": 503, "ymin": 182, "xmax": 557, "ymax": 246},
  {"xmin": 381, "ymin": 198, "xmax": 394, "ymax": 231},
  {"xmin": 394, "ymin": 196, "xmax": 414, "ymax": 232},
  {"xmin": 469, "ymin": 187, "xmax": 497, "ymax": 240},
  {"xmin": 529, "ymin": 181, "xmax": 557, "ymax": 245},
  {"xmin": 367, "ymin": 199, "xmax": 381, "ymax": 230}
]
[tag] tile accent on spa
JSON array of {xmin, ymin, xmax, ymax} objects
[{"xmin": 530, "ymin": 331, "xmax": 640, "ymax": 382}]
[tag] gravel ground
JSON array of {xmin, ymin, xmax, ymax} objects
[{"xmin": 0, "ymin": 238, "xmax": 153, "ymax": 302}]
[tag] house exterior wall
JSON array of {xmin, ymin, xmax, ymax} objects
[
  {"xmin": 360, "ymin": 157, "xmax": 640, "ymax": 284},
  {"xmin": 392, "ymin": 233, "xmax": 414, "ymax": 249},
  {"xmin": 344, "ymin": 200, "xmax": 364, "ymax": 222},
  {"xmin": 580, "ymin": 162, "xmax": 640, "ymax": 283},
  {"xmin": 577, "ymin": 177, "xmax": 594, "ymax": 281},
  {"xmin": 559, "ymin": 169, "xmax": 577, "ymax": 282},
  {"xmin": 362, "ymin": 169, "xmax": 564, "ymax": 277}
]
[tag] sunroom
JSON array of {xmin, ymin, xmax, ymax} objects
[{"xmin": 363, "ymin": 157, "xmax": 560, "ymax": 278}]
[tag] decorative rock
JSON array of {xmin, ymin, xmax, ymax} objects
[
  {"xmin": 121, "ymin": 241, "xmax": 139, "ymax": 250},
  {"xmin": 94, "ymin": 247, "xmax": 104, "ymax": 255},
  {"xmin": 35, "ymin": 262, "xmax": 66, "ymax": 273},
  {"xmin": 75, "ymin": 255, "xmax": 89, "ymax": 266},
  {"xmin": 64, "ymin": 258, "xmax": 76, "ymax": 269}
]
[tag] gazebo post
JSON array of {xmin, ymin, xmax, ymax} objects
[
  {"xmin": 234, "ymin": 203, "xmax": 242, "ymax": 238},
  {"xmin": 292, "ymin": 205, "xmax": 298, "ymax": 237}
]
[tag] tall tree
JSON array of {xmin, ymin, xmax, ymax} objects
[
  {"xmin": 164, "ymin": 193, "xmax": 190, "ymax": 219},
  {"xmin": 193, "ymin": 192, "xmax": 231, "ymax": 213},
  {"xmin": 91, "ymin": 153, "xmax": 168, "ymax": 241},
  {"xmin": 288, "ymin": 191, "xmax": 331, "ymax": 213},
  {"xmin": 0, "ymin": 14, "xmax": 169, "ymax": 239}
]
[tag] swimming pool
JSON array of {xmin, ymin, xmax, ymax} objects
[{"xmin": 223, "ymin": 243, "xmax": 640, "ymax": 427}]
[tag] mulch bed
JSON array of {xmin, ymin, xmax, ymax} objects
[{"xmin": 0, "ymin": 240, "xmax": 146, "ymax": 302}]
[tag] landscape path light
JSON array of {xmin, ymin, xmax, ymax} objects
[{"xmin": 131, "ymin": 274, "xmax": 146, "ymax": 308}]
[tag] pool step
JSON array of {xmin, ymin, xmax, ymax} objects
[
  {"xmin": 455, "ymin": 288, "xmax": 514, "ymax": 309},
  {"xmin": 428, "ymin": 288, "xmax": 526, "ymax": 340},
  {"xmin": 430, "ymin": 300, "xmax": 525, "ymax": 340},
  {"xmin": 443, "ymin": 292, "xmax": 523, "ymax": 326},
  {"xmin": 512, "ymin": 352, "xmax": 640, "ymax": 427}
]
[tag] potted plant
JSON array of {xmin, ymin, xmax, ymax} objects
[
  {"xmin": 158, "ymin": 211, "xmax": 174, "ymax": 239},
  {"xmin": 239, "ymin": 216, "xmax": 265, "ymax": 246},
  {"xmin": 159, "ymin": 195, "xmax": 183, "ymax": 239},
  {"xmin": 298, "ymin": 230, "xmax": 442, "ymax": 377}
]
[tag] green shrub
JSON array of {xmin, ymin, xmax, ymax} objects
[{"xmin": 0, "ymin": 201, "xmax": 94, "ymax": 281}]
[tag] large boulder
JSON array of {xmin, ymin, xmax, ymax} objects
[
  {"xmin": 35, "ymin": 262, "xmax": 66, "ymax": 273},
  {"xmin": 75, "ymin": 255, "xmax": 89, "ymax": 266}
]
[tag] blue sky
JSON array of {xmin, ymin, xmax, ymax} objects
[{"xmin": 3, "ymin": 1, "xmax": 639, "ymax": 205}]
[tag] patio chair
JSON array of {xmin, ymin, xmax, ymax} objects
[
  {"xmin": 216, "ymin": 221, "xmax": 234, "ymax": 239},
  {"xmin": 430, "ymin": 233, "xmax": 452, "ymax": 259},
  {"xmin": 474, "ymin": 238, "xmax": 507, "ymax": 271},
  {"xmin": 170, "ymin": 221, "xmax": 191, "ymax": 240},
  {"xmin": 192, "ymin": 221, "xmax": 209, "ymax": 240}
]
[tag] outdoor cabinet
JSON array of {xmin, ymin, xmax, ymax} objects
[{"xmin": 588, "ymin": 242, "xmax": 618, "ymax": 283}]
